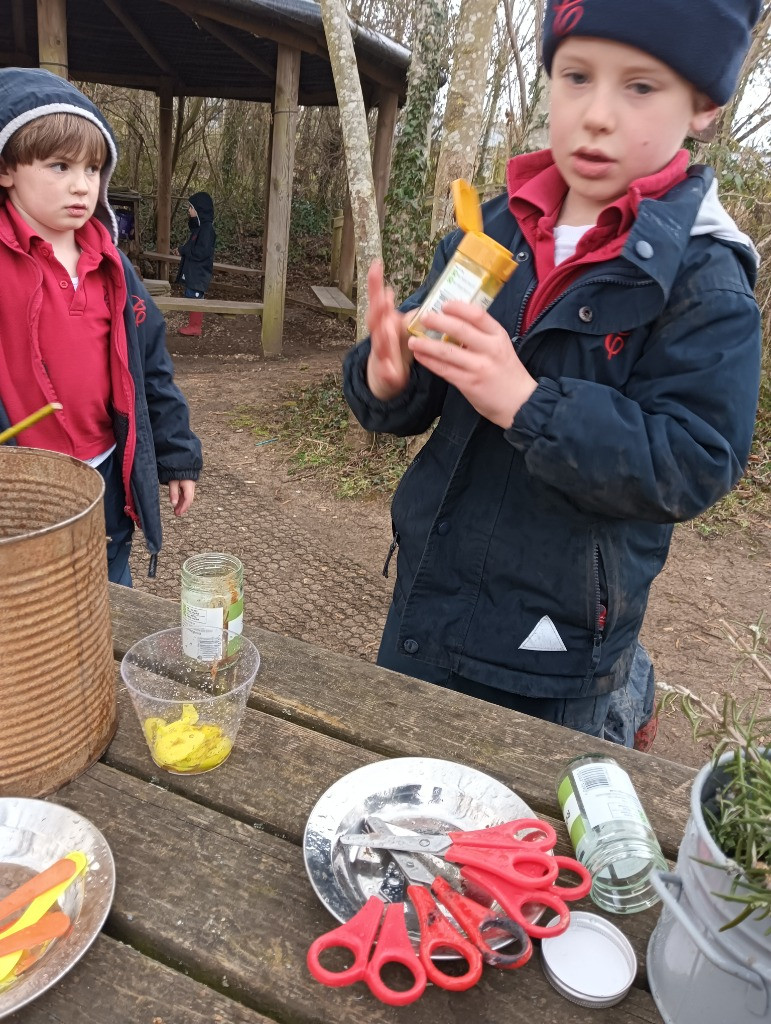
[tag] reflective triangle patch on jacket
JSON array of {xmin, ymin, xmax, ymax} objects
[{"xmin": 519, "ymin": 616, "xmax": 567, "ymax": 652}]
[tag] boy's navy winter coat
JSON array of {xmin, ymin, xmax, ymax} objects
[{"xmin": 344, "ymin": 167, "xmax": 761, "ymax": 700}]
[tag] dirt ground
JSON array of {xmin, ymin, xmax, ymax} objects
[{"xmin": 130, "ymin": 293, "xmax": 771, "ymax": 771}]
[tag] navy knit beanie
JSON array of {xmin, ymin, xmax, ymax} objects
[{"xmin": 542, "ymin": 0, "xmax": 762, "ymax": 105}]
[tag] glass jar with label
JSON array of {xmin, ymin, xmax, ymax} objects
[
  {"xmin": 180, "ymin": 553, "xmax": 244, "ymax": 661},
  {"xmin": 408, "ymin": 179, "xmax": 517, "ymax": 342},
  {"xmin": 557, "ymin": 754, "xmax": 667, "ymax": 914}
]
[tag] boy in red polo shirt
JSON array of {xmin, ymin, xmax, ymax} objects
[
  {"xmin": 344, "ymin": 0, "xmax": 762, "ymax": 747},
  {"xmin": 0, "ymin": 68, "xmax": 202, "ymax": 585}
]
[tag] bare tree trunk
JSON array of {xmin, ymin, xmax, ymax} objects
[
  {"xmin": 382, "ymin": 0, "xmax": 446, "ymax": 303},
  {"xmin": 502, "ymin": 0, "xmax": 549, "ymax": 153},
  {"xmin": 319, "ymin": 0, "xmax": 383, "ymax": 338},
  {"xmin": 430, "ymin": 0, "xmax": 497, "ymax": 237},
  {"xmin": 476, "ymin": 23, "xmax": 509, "ymax": 183}
]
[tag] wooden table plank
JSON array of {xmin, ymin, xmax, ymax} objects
[
  {"xmin": 9, "ymin": 934, "xmax": 273, "ymax": 1024},
  {"xmin": 105, "ymin": 681, "xmax": 659, "ymax": 988},
  {"xmin": 106, "ymin": 678, "xmax": 378, "ymax": 843},
  {"xmin": 109, "ymin": 585, "xmax": 695, "ymax": 858},
  {"xmin": 53, "ymin": 765, "xmax": 661, "ymax": 1024}
]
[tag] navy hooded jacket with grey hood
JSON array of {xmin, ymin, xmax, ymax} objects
[{"xmin": 0, "ymin": 67, "xmax": 202, "ymax": 565}]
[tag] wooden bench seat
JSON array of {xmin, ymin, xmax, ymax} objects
[
  {"xmin": 153, "ymin": 297, "xmax": 263, "ymax": 315},
  {"xmin": 142, "ymin": 278, "xmax": 171, "ymax": 296},
  {"xmin": 310, "ymin": 284, "xmax": 356, "ymax": 319}
]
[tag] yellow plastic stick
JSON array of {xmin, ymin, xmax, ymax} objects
[{"xmin": 0, "ymin": 402, "xmax": 62, "ymax": 445}]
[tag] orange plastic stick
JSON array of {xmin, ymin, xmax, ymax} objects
[
  {"xmin": 0, "ymin": 911, "xmax": 70, "ymax": 958},
  {"xmin": 0, "ymin": 859, "xmax": 79, "ymax": 927}
]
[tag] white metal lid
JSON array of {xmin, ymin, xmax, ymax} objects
[{"xmin": 540, "ymin": 911, "xmax": 637, "ymax": 1008}]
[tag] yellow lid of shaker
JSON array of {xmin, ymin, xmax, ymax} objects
[
  {"xmin": 458, "ymin": 232, "xmax": 518, "ymax": 283},
  {"xmin": 452, "ymin": 178, "xmax": 517, "ymax": 283},
  {"xmin": 453, "ymin": 178, "xmax": 484, "ymax": 234}
]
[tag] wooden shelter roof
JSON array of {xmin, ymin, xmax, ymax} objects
[{"xmin": 1, "ymin": 0, "xmax": 411, "ymax": 106}]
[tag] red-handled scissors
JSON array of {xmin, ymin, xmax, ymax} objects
[
  {"xmin": 375, "ymin": 816, "xmax": 532, "ymax": 983},
  {"xmin": 341, "ymin": 817, "xmax": 560, "ymax": 888},
  {"xmin": 307, "ymin": 896, "xmax": 426, "ymax": 1006},
  {"xmin": 397, "ymin": 863, "xmax": 531, "ymax": 981},
  {"xmin": 460, "ymin": 854, "xmax": 592, "ymax": 940}
]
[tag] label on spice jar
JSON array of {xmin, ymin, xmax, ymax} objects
[
  {"xmin": 425, "ymin": 262, "xmax": 486, "ymax": 311},
  {"xmin": 182, "ymin": 602, "xmax": 225, "ymax": 660},
  {"xmin": 560, "ymin": 762, "xmax": 652, "ymax": 834}
]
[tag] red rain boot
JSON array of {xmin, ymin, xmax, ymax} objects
[{"xmin": 178, "ymin": 311, "xmax": 204, "ymax": 336}]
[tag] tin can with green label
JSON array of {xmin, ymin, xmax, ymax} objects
[
  {"xmin": 557, "ymin": 754, "xmax": 666, "ymax": 914},
  {"xmin": 181, "ymin": 552, "xmax": 244, "ymax": 661}
]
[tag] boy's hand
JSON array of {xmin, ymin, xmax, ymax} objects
[
  {"xmin": 169, "ymin": 479, "xmax": 196, "ymax": 516},
  {"xmin": 409, "ymin": 302, "xmax": 537, "ymax": 429},
  {"xmin": 365, "ymin": 261, "xmax": 413, "ymax": 400}
]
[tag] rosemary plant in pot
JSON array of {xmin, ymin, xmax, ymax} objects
[{"xmin": 647, "ymin": 670, "xmax": 770, "ymax": 1024}]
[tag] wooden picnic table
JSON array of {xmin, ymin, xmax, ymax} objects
[{"xmin": 16, "ymin": 584, "xmax": 692, "ymax": 1022}]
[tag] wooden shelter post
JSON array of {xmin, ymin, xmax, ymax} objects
[
  {"xmin": 262, "ymin": 44, "xmax": 300, "ymax": 358},
  {"xmin": 156, "ymin": 81, "xmax": 174, "ymax": 283},
  {"xmin": 37, "ymin": 0, "xmax": 68, "ymax": 78},
  {"xmin": 372, "ymin": 89, "xmax": 398, "ymax": 228}
]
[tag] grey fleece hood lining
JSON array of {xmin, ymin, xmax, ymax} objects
[
  {"xmin": 692, "ymin": 178, "xmax": 760, "ymax": 267},
  {"xmin": 0, "ymin": 102, "xmax": 119, "ymax": 244}
]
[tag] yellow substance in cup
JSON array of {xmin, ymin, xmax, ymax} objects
[{"xmin": 143, "ymin": 703, "xmax": 232, "ymax": 772}]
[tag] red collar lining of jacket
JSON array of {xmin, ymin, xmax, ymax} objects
[{"xmin": 505, "ymin": 149, "xmax": 689, "ymax": 330}]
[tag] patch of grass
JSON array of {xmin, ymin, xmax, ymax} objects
[{"xmin": 230, "ymin": 374, "xmax": 411, "ymax": 499}]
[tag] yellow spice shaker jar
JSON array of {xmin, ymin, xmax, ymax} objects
[{"xmin": 408, "ymin": 179, "xmax": 517, "ymax": 343}]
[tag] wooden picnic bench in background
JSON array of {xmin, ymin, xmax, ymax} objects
[
  {"xmin": 141, "ymin": 278, "xmax": 171, "ymax": 297},
  {"xmin": 142, "ymin": 250, "xmax": 355, "ymax": 322},
  {"xmin": 141, "ymin": 250, "xmax": 264, "ymax": 281},
  {"xmin": 310, "ymin": 284, "xmax": 356, "ymax": 320},
  {"xmin": 152, "ymin": 296, "xmax": 263, "ymax": 316},
  {"xmin": 20, "ymin": 583, "xmax": 683, "ymax": 1022}
]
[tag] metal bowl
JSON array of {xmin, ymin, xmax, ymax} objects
[
  {"xmin": 0, "ymin": 798, "xmax": 115, "ymax": 1018},
  {"xmin": 303, "ymin": 757, "xmax": 538, "ymax": 951}
]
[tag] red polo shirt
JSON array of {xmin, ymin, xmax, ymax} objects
[
  {"xmin": 0, "ymin": 201, "xmax": 119, "ymax": 458},
  {"xmin": 506, "ymin": 149, "xmax": 690, "ymax": 331}
]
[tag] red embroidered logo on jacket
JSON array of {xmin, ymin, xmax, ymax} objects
[
  {"xmin": 132, "ymin": 296, "xmax": 147, "ymax": 325},
  {"xmin": 604, "ymin": 331, "xmax": 629, "ymax": 360},
  {"xmin": 553, "ymin": 0, "xmax": 584, "ymax": 34}
]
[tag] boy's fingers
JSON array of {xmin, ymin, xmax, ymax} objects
[{"xmin": 169, "ymin": 480, "xmax": 195, "ymax": 516}]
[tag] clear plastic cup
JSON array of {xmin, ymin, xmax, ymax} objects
[{"xmin": 121, "ymin": 627, "xmax": 260, "ymax": 774}]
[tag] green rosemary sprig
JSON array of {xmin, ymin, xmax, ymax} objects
[{"xmin": 657, "ymin": 616, "xmax": 770, "ymax": 933}]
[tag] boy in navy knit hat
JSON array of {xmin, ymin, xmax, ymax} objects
[
  {"xmin": 344, "ymin": 1, "xmax": 763, "ymax": 748},
  {"xmin": 0, "ymin": 68, "xmax": 202, "ymax": 586}
]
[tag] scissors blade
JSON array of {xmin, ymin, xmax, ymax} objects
[
  {"xmin": 356, "ymin": 817, "xmax": 439, "ymax": 889},
  {"xmin": 383, "ymin": 847, "xmax": 437, "ymax": 886},
  {"xmin": 339, "ymin": 832, "xmax": 451, "ymax": 854}
]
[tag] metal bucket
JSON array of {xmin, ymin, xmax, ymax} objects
[
  {"xmin": 647, "ymin": 753, "xmax": 771, "ymax": 1024},
  {"xmin": 0, "ymin": 447, "xmax": 116, "ymax": 796}
]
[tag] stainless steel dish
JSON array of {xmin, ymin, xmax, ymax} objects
[
  {"xmin": 303, "ymin": 756, "xmax": 538, "ymax": 950},
  {"xmin": 0, "ymin": 798, "xmax": 115, "ymax": 1018}
]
